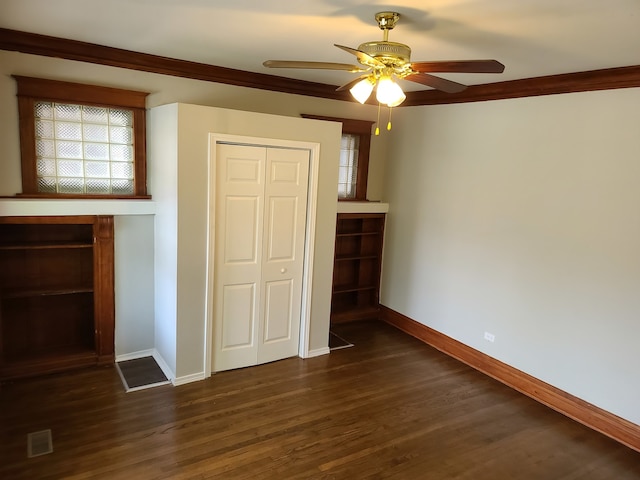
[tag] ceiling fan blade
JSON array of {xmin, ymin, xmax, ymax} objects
[
  {"xmin": 334, "ymin": 44, "xmax": 385, "ymax": 68},
  {"xmin": 263, "ymin": 60, "xmax": 367, "ymax": 72},
  {"xmin": 335, "ymin": 75, "xmax": 369, "ymax": 92},
  {"xmin": 405, "ymin": 73, "xmax": 468, "ymax": 93},
  {"xmin": 411, "ymin": 59, "xmax": 505, "ymax": 74}
]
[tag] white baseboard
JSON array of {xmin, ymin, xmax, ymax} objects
[
  {"xmin": 116, "ymin": 349, "xmax": 203, "ymax": 386},
  {"xmin": 173, "ymin": 372, "xmax": 206, "ymax": 386},
  {"xmin": 115, "ymin": 349, "xmax": 155, "ymax": 363},
  {"xmin": 305, "ymin": 346, "xmax": 330, "ymax": 358},
  {"xmin": 115, "ymin": 349, "xmax": 174, "ymax": 392},
  {"xmin": 151, "ymin": 350, "xmax": 176, "ymax": 384}
]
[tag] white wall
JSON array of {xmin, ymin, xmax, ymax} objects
[
  {"xmin": 149, "ymin": 103, "xmax": 342, "ymax": 380},
  {"xmin": 113, "ymin": 215, "xmax": 155, "ymax": 356},
  {"xmin": 381, "ymin": 88, "xmax": 640, "ymax": 425},
  {"xmin": 148, "ymin": 106, "xmax": 179, "ymax": 374}
]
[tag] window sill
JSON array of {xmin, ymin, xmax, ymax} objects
[
  {"xmin": 337, "ymin": 201, "xmax": 389, "ymax": 214},
  {"xmin": 0, "ymin": 197, "xmax": 156, "ymax": 216},
  {"xmin": 9, "ymin": 194, "xmax": 151, "ymax": 200}
]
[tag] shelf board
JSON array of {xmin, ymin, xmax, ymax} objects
[
  {"xmin": 0, "ymin": 347, "xmax": 98, "ymax": 380},
  {"xmin": 330, "ymin": 305, "xmax": 381, "ymax": 323},
  {"xmin": 0, "ymin": 242, "xmax": 92, "ymax": 251},
  {"xmin": 336, "ymin": 231, "xmax": 381, "ymax": 238},
  {"xmin": 2, "ymin": 345, "xmax": 95, "ymax": 363},
  {"xmin": 332, "ymin": 284, "xmax": 377, "ymax": 294},
  {"xmin": 1, "ymin": 286, "xmax": 94, "ymax": 299},
  {"xmin": 335, "ymin": 254, "xmax": 379, "ymax": 262}
]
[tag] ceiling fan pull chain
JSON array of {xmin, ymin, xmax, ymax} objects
[
  {"xmin": 375, "ymin": 103, "xmax": 381, "ymax": 136},
  {"xmin": 387, "ymin": 107, "xmax": 393, "ymax": 131}
]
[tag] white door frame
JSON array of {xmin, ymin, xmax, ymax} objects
[{"xmin": 204, "ymin": 133, "xmax": 320, "ymax": 378}]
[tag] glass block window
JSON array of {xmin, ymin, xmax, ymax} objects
[
  {"xmin": 14, "ymin": 76, "xmax": 148, "ymax": 198},
  {"xmin": 34, "ymin": 102, "xmax": 135, "ymax": 195},
  {"xmin": 338, "ymin": 133, "xmax": 359, "ymax": 199}
]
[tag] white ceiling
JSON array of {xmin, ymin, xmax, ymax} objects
[{"xmin": 2, "ymin": 0, "xmax": 640, "ymax": 92}]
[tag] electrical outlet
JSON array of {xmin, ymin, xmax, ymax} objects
[{"xmin": 484, "ymin": 331, "xmax": 495, "ymax": 343}]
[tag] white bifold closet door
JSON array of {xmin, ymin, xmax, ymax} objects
[{"xmin": 213, "ymin": 143, "xmax": 310, "ymax": 372}]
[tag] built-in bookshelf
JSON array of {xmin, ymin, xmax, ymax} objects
[
  {"xmin": 331, "ymin": 212, "xmax": 385, "ymax": 324},
  {"xmin": 0, "ymin": 215, "xmax": 114, "ymax": 381}
]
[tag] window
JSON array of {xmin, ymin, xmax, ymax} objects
[
  {"xmin": 14, "ymin": 76, "xmax": 149, "ymax": 198},
  {"xmin": 302, "ymin": 115, "xmax": 373, "ymax": 201},
  {"xmin": 339, "ymin": 133, "xmax": 360, "ymax": 199}
]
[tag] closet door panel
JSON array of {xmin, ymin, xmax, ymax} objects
[
  {"xmin": 213, "ymin": 144, "xmax": 265, "ymax": 372},
  {"xmin": 213, "ymin": 144, "xmax": 309, "ymax": 371}
]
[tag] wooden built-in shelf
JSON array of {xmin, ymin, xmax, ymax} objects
[
  {"xmin": 331, "ymin": 213, "xmax": 385, "ymax": 324},
  {"xmin": 0, "ymin": 215, "xmax": 115, "ymax": 381}
]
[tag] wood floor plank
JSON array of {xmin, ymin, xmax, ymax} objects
[{"xmin": 1, "ymin": 320, "xmax": 639, "ymax": 479}]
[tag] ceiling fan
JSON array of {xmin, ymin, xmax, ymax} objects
[{"xmin": 263, "ymin": 12, "xmax": 505, "ymax": 107}]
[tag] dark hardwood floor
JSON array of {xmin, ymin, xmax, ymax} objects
[{"xmin": 1, "ymin": 321, "xmax": 639, "ymax": 479}]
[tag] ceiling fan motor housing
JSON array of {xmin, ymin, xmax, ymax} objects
[{"xmin": 357, "ymin": 41, "xmax": 412, "ymax": 67}]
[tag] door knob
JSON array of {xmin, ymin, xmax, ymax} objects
[{"xmin": 280, "ymin": 268, "xmax": 287, "ymax": 273}]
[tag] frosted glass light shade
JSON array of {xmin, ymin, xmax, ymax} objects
[
  {"xmin": 376, "ymin": 77, "xmax": 406, "ymax": 106},
  {"xmin": 386, "ymin": 90, "xmax": 406, "ymax": 107},
  {"xmin": 350, "ymin": 78, "xmax": 374, "ymax": 104}
]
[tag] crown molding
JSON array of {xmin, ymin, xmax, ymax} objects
[
  {"xmin": 2, "ymin": 28, "xmax": 640, "ymax": 106},
  {"xmin": 404, "ymin": 65, "xmax": 640, "ymax": 106},
  {"xmin": 0, "ymin": 28, "xmax": 351, "ymax": 102}
]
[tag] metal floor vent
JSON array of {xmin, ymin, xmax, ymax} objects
[{"xmin": 27, "ymin": 429, "xmax": 53, "ymax": 458}]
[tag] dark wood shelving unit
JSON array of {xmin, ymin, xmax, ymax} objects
[
  {"xmin": 0, "ymin": 215, "xmax": 115, "ymax": 381},
  {"xmin": 331, "ymin": 212, "xmax": 385, "ymax": 324}
]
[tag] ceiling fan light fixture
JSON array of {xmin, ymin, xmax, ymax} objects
[
  {"xmin": 350, "ymin": 77, "xmax": 375, "ymax": 104},
  {"xmin": 263, "ymin": 11, "xmax": 505, "ymax": 116},
  {"xmin": 386, "ymin": 88, "xmax": 406, "ymax": 107},
  {"xmin": 376, "ymin": 76, "xmax": 406, "ymax": 107}
]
